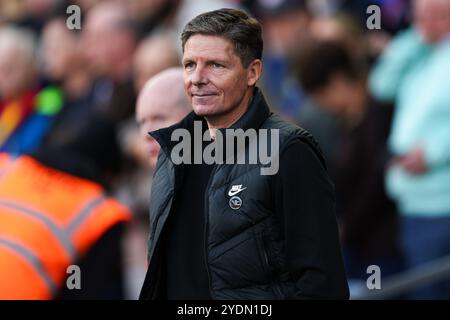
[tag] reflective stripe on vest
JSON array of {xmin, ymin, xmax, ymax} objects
[
  {"xmin": 0, "ymin": 194, "xmax": 106, "ymax": 261},
  {"xmin": 0, "ymin": 154, "xmax": 131, "ymax": 299},
  {"xmin": 0, "ymin": 237, "xmax": 58, "ymax": 297}
]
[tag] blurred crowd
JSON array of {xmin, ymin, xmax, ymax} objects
[{"xmin": 0, "ymin": 0, "xmax": 449, "ymax": 299}]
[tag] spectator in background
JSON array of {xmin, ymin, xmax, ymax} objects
[
  {"xmin": 309, "ymin": 12, "xmax": 369, "ymax": 63},
  {"xmin": 40, "ymin": 17, "xmax": 95, "ymax": 148},
  {"xmin": 115, "ymin": 35, "xmax": 180, "ymax": 215},
  {"xmin": 0, "ymin": 26, "xmax": 63, "ymax": 155},
  {"xmin": 299, "ymin": 12, "xmax": 370, "ymax": 166},
  {"xmin": 10, "ymin": 0, "xmax": 66, "ymax": 35},
  {"xmin": 117, "ymin": 33, "xmax": 180, "ymax": 214},
  {"xmin": 117, "ymin": 67, "xmax": 192, "ymax": 218},
  {"xmin": 252, "ymin": 0, "xmax": 311, "ymax": 121},
  {"xmin": 82, "ymin": 0, "xmax": 137, "ymax": 124},
  {"xmin": 40, "ymin": 16, "xmax": 124, "ymax": 187},
  {"xmin": 135, "ymin": 68, "xmax": 192, "ymax": 168},
  {"xmin": 297, "ymin": 41, "xmax": 404, "ymax": 292},
  {"xmin": 133, "ymin": 33, "xmax": 180, "ymax": 93},
  {"xmin": 125, "ymin": 0, "xmax": 179, "ymax": 37},
  {"xmin": 0, "ymin": 114, "xmax": 131, "ymax": 300},
  {"xmin": 82, "ymin": 0, "xmax": 144, "ymax": 207},
  {"xmin": 119, "ymin": 68, "xmax": 191, "ymax": 299},
  {"xmin": 369, "ymin": 0, "xmax": 450, "ymax": 299}
]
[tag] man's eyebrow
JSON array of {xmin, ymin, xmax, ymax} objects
[
  {"xmin": 207, "ymin": 59, "xmax": 228, "ymax": 65},
  {"xmin": 182, "ymin": 57, "xmax": 229, "ymax": 64}
]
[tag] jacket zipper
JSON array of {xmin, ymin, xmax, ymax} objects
[{"xmin": 204, "ymin": 164, "xmax": 218, "ymax": 299}]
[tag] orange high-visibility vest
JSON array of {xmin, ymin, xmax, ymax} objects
[{"xmin": 0, "ymin": 153, "xmax": 132, "ymax": 299}]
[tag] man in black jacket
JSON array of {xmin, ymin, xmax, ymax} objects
[{"xmin": 139, "ymin": 8, "xmax": 348, "ymax": 300}]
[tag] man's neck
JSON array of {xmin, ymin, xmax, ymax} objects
[
  {"xmin": 64, "ymin": 69, "xmax": 91, "ymax": 100},
  {"xmin": 206, "ymin": 88, "xmax": 254, "ymax": 139},
  {"xmin": 344, "ymin": 81, "xmax": 368, "ymax": 130},
  {"xmin": 110, "ymin": 56, "xmax": 133, "ymax": 83}
]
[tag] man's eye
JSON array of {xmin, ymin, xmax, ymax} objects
[
  {"xmin": 184, "ymin": 62, "xmax": 194, "ymax": 69},
  {"xmin": 213, "ymin": 63, "xmax": 224, "ymax": 68}
]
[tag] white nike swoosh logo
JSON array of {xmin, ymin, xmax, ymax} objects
[{"xmin": 228, "ymin": 187, "xmax": 246, "ymax": 196}]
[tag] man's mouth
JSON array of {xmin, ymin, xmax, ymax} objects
[{"xmin": 191, "ymin": 92, "xmax": 218, "ymax": 97}]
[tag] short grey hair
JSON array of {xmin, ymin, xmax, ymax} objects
[
  {"xmin": 181, "ymin": 8, "xmax": 263, "ymax": 67},
  {"xmin": 0, "ymin": 27, "xmax": 36, "ymax": 65}
]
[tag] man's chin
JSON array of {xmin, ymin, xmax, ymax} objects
[{"xmin": 192, "ymin": 104, "xmax": 220, "ymax": 117}]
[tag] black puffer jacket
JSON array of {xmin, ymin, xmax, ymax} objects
[{"xmin": 139, "ymin": 88, "xmax": 349, "ymax": 300}]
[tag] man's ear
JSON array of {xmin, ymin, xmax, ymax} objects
[{"xmin": 246, "ymin": 59, "xmax": 262, "ymax": 86}]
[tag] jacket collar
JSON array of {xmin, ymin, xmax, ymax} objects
[{"xmin": 150, "ymin": 87, "xmax": 272, "ymax": 156}]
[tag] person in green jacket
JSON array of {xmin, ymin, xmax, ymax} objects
[{"xmin": 369, "ymin": 0, "xmax": 450, "ymax": 299}]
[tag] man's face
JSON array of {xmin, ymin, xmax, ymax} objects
[
  {"xmin": 82, "ymin": 17, "xmax": 114, "ymax": 75},
  {"xmin": 264, "ymin": 9, "xmax": 309, "ymax": 56},
  {"xmin": 82, "ymin": 10, "xmax": 134, "ymax": 78},
  {"xmin": 0, "ymin": 47, "xmax": 34, "ymax": 100},
  {"xmin": 313, "ymin": 74, "xmax": 363, "ymax": 116},
  {"xmin": 414, "ymin": 0, "xmax": 450, "ymax": 44},
  {"xmin": 136, "ymin": 93, "xmax": 188, "ymax": 167},
  {"xmin": 182, "ymin": 35, "xmax": 259, "ymax": 123},
  {"xmin": 132, "ymin": 39, "xmax": 178, "ymax": 92},
  {"xmin": 42, "ymin": 20, "xmax": 77, "ymax": 81}
]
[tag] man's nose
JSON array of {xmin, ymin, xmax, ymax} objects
[{"xmin": 190, "ymin": 66, "xmax": 208, "ymax": 86}]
